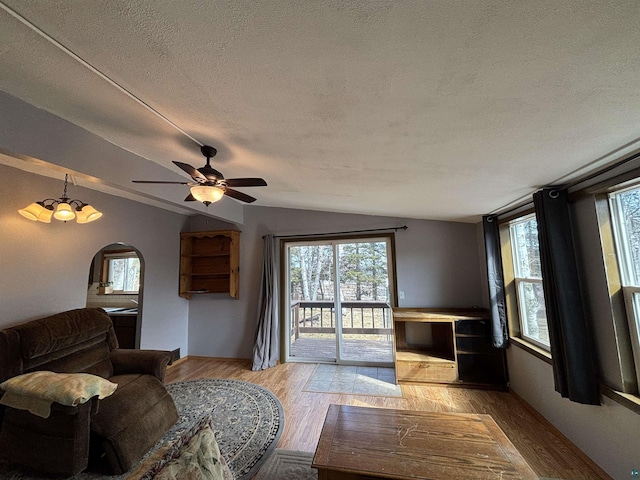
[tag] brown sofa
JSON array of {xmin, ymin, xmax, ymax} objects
[{"xmin": 0, "ymin": 308, "xmax": 179, "ymax": 476}]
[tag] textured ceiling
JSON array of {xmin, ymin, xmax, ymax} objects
[{"xmin": 1, "ymin": 0, "xmax": 640, "ymax": 223}]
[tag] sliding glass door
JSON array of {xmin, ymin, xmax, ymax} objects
[
  {"xmin": 285, "ymin": 236, "xmax": 395, "ymax": 366},
  {"xmin": 288, "ymin": 242, "xmax": 337, "ymax": 361}
]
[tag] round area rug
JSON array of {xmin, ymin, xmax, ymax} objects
[
  {"xmin": 165, "ymin": 379, "xmax": 285, "ymax": 480},
  {"xmin": 0, "ymin": 379, "xmax": 284, "ymax": 480}
]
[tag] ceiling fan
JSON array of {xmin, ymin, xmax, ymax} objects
[{"xmin": 133, "ymin": 145, "xmax": 267, "ymax": 205}]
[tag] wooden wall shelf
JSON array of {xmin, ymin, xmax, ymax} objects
[{"xmin": 179, "ymin": 230, "xmax": 240, "ymax": 299}]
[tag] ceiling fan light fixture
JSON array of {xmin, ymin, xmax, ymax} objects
[
  {"xmin": 190, "ymin": 185, "xmax": 224, "ymax": 205},
  {"xmin": 132, "ymin": 144, "xmax": 265, "ymax": 204}
]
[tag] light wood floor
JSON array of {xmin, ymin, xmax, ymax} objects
[{"xmin": 165, "ymin": 357, "xmax": 611, "ymax": 480}]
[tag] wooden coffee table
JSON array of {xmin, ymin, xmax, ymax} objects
[{"xmin": 312, "ymin": 404, "xmax": 537, "ymax": 480}]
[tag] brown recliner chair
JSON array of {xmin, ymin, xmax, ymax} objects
[{"xmin": 0, "ymin": 308, "xmax": 179, "ymax": 476}]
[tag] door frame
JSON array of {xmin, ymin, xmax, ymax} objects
[{"xmin": 281, "ymin": 233, "xmax": 398, "ymax": 366}]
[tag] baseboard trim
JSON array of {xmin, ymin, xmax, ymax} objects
[
  {"xmin": 510, "ymin": 391, "xmax": 611, "ymax": 478},
  {"xmin": 190, "ymin": 355, "xmax": 251, "ymax": 362},
  {"xmin": 168, "ymin": 355, "xmax": 251, "ymax": 365}
]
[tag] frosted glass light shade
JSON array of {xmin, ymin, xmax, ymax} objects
[
  {"xmin": 75, "ymin": 209, "xmax": 87, "ymax": 223},
  {"xmin": 190, "ymin": 185, "xmax": 224, "ymax": 204},
  {"xmin": 18, "ymin": 202, "xmax": 53, "ymax": 223},
  {"xmin": 53, "ymin": 202, "xmax": 75, "ymax": 221},
  {"xmin": 76, "ymin": 204, "xmax": 102, "ymax": 223},
  {"xmin": 38, "ymin": 206, "xmax": 54, "ymax": 223},
  {"xmin": 18, "ymin": 202, "xmax": 45, "ymax": 221}
]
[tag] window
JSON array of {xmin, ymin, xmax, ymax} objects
[
  {"xmin": 609, "ymin": 184, "xmax": 640, "ymax": 385},
  {"xmin": 508, "ymin": 214, "xmax": 550, "ymax": 350},
  {"xmin": 101, "ymin": 250, "xmax": 140, "ymax": 294}
]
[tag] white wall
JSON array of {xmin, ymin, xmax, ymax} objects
[
  {"xmin": 185, "ymin": 206, "xmax": 485, "ymax": 358},
  {"xmin": 0, "ymin": 164, "xmax": 190, "ymax": 353}
]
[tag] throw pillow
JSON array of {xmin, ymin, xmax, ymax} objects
[{"xmin": 129, "ymin": 416, "xmax": 233, "ymax": 480}]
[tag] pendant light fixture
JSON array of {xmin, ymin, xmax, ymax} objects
[{"xmin": 18, "ymin": 174, "xmax": 103, "ymax": 224}]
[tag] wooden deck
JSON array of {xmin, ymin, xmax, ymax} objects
[{"xmin": 289, "ymin": 336, "xmax": 394, "ymax": 363}]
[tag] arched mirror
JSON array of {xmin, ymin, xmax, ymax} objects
[{"xmin": 86, "ymin": 243, "xmax": 144, "ymax": 349}]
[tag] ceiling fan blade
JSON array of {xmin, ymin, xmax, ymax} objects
[
  {"xmin": 184, "ymin": 193, "xmax": 196, "ymax": 202},
  {"xmin": 173, "ymin": 161, "xmax": 208, "ymax": 183},
  {"xmin": 224, "ymin": 178, "xmax": 268, "ymax": 187},
  {"xmin": 224, "ymin": 188, "xmax": 257, "ymax": 203},
  {"xmin": 132, "ymin": 180, "xmax": 190, "ymax": 184}
]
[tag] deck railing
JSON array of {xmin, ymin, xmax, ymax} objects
[{"xmin": 290, "ymin": 300, "xmax": 392, "ymax": 339}]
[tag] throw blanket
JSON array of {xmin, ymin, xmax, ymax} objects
[{"xmin": 0, "ymin": 371, "xmax": 117, "ymax": 418}]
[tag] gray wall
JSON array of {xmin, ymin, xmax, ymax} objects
[
  {"xmin": 1, "ymin": 163, "xmax": 485, "ymax": 359},
  {"xmin": 507, "ymin": 345, "xmax": 639, "ymax": 479},
  {"xmin": 0, "ymin": 91, "xmax": 243, "ymax": 224},
  {"xmin": 0, "ymin": 164, "xmax": 190, "ymax": 353},
  {"xmin": 185, "ymin": 206, "xmax": 485, "ymax": 358}
]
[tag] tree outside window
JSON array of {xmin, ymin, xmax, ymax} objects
[
  {"xmin": 611, "ymin": 186, "xmax": 640, "ymax": 285},
  {"xmin": 609, "ymin": 185, "xmax": 640, "ymax": 388},
  {"xmin": 101, "ymin": 250, "xmax": 140, "ymax": 294},
  {"xmin": 288, "ymin": 241, "xmax": 389, "ymax": 302},
  {"xmin": 509, "ymin": 215, "xmax": 550, "ymax": 349}
]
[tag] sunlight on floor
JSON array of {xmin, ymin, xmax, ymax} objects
[{"xmin": 303, "ymin": 364, "xmax": 402, "ymax": 397}]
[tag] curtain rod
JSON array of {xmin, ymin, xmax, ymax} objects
[
  {"xmin": 486, "ymin": 200, "xmax": 533, "ymax": 222},
  {"xmin": 488, "ymin": 150, "xmax": 640, "ymax": 221},
  {"xmin": 263, "ymin": 225, "xmax": 408, "ymax": 239}
]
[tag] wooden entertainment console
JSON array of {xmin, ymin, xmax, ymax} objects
[{"xmin": 393, "ymin": 307, "xmax": 507, "ymax": 388}]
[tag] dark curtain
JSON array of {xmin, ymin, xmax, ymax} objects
[
  {"xmin": 482, "ymin": 215, "xmax": 509, "ymax": 348},
  {"xmin": 252, "ymin": 235, "xmax": 279, "ymax": 370},
  {"xmin": 533, "ymin": 188, "xmax": 600, "ymax": 404}
]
